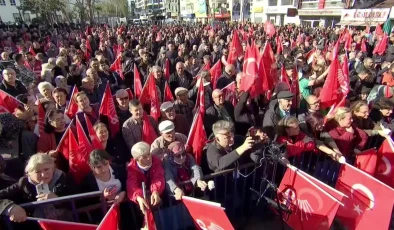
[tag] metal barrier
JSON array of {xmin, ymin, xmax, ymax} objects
[{"xmin": 2, "ymin": 191, "xmax": 107, "ymax": 230}]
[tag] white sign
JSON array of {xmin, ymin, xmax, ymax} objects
[
  {"xmin": 266, "ymin": 7, "xmax": 288, "ymax": 14},
  {"xmin": 298, "ymin": 9, "xmax": 342, "ymax": 16},
  {"xmin": 341, "ymin": 9, "xmax": 391, "ymax": 22}
]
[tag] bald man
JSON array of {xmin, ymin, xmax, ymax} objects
[
  {"xmin": 169, "ymin": 62, "xmax": 193, "ymax": 94},
  {"xmin": 0, "ymin": 68, "xmax": 27, "ymax": 97},
  {"xmin": 216, "ymin": 64, "xmax": 236, "ymax": 89},
  {"xmin": 204, "ymin": 89, "xmax": 235, "ymax": 136}
]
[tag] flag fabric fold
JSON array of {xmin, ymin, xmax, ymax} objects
[
  {"xmin": 37, "ymin": 100, "xmax": 45, "ymax": 137},
  {"xmin": 355, "ymin": 148, "xmax": 378, "ymax": 175},
  {"xmin": 65, "ymin": 86, "xmax": 79, "ymax": 119},
  {"xmin": 97, "ymin": 204, "xmax": 119, "ymax": 230},
  {"xmin": 0, "ymin": 89, "xmax": 21, "ymax": 113},
  {"xmin": 142, "ymin": 112, "xmax": 158, "ymax": 145},
  {"xmin": 38, "ymin": 219, "xmax": 97, "ymax": 230},
  {"xmin": 85, "ymin": 114, "xmax": 104, "ymax": 150},
  {"xmin": 164, "ymin": 81, "xmax": 174, "ymax": 102},
  {"xmin": 134, "ymin": 64, "xmax": 143, "ymax": 98},
  {"xmin": 375, "ymin": 138, "xmax": 394, "ymax": 187},
  {"xmin": 99, "ymin": 82, "xmax": 120, "ymax": 138}
]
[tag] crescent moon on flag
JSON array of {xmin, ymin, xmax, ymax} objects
[
  {"xmin": 298, "ymin": 188, "xmax": 323, "ymax": 211},
  {"xmin": 351, "ymin": 183, "xmax": 375, "ymax": 210},
  {"xmin": 379, "ymin": 156, "xmax": 391, "ymax": 176},
  {"xmin": 243, "ymin": 57, "xmax": 257, "ymax": 76}
]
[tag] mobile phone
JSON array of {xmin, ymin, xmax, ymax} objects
[{"xmin": 36, "ymin": 183, "xmax": 50, "ymax": 195}]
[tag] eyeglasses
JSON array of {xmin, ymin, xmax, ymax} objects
[
  {"xmin": 174, "ymin": 151, "xmax": 187, "ymax": 159},
  {"xmin": 117, "ymin": 96, "xmax": 129, "ymax": 101},
  {"xmin": 217, "ymin": 132, "xmax": 234, "ymax": 139}
]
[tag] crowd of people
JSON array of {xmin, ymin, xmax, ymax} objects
[{"xmin": 0, "ymin": 20, "xmax": 393, "ymax": 229}]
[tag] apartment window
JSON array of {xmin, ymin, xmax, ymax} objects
[
  {"xmin": 268, "ymin": 0, "xmax": 278, "ymax": 6},
  {"xmin": 0, "ymin": 0, "xmax": 5, "ymax": 5},
  {"xmin": 13, "ymin": 13, "xmax": 22, "ymax": 22},
  {"xmin": 281, "ymin": 0, "xmax": 293, "ymax": 5},
  {"xmin": 9, "ymin": 0, "xmax": 15, "ymax": 5}
]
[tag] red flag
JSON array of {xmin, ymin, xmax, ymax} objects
[
  {"xmin": 376, "ymin": 24, "xmax": 383, "ymax": 36},
  {"xmin": 280, "ymin": 66, "xmax": 291, "ymax": 87},
  {"xmin": 164, "ymin": 59, "xmax": 170, "ymax": 81},
  {"xmin": 306, "ymin": 48, "xmax": 316, "ymax": 64},
  {"xmin": 134, "ymin": 64, "xmax": 143, "ymax": 98},
  {"xmin": 221, "ymin": 81, "xmax": 237, "ymax": 106},
  {"xmin": 335, "ymin": 163, "xmax": 394, "ymax": 230},
  {"xmin": 278, "ymin": 166, "xmax": 343, "ymax": 230},
  {"xmin": 258, "ymin": 42, "xmax": 276, "ymax": 94},
  {"xmin": 375, "ymin": 138, "xmax": 394, "ymax": 187},
  {"xmin": 264, "ymin": 21, "xmax": 276, "ymax": 38},
  {"xmin": 0, "ymin": 90, "xmax": 20, "ymax": 113},
  {"xmin": 55, "ymin": 124, "xmax": 72, "ymax": 160},
  {"xmin": 99, "ymin": 82, "xmax": 120, "ymax": 137},
  {"xmin": 183, "ymin": 196, "xmax": 234, "ymax": 230},
  {"xmin": 342, "ymin": 54, "xmax": 350, "ymax": 95},
  {"xmin": 361, "ymin": 39, "xmax": 367, "ymax": 52},
  {"xmin": 194, "ymin": 76, "xmax": 206, "ymax": 117},
  {"xmin": 39, "ymin": 219, "xmax": 97, "ymax": 230},
  {"xmin": 142, "ymin": 112, "xmax": 158, "ymax": 145},
  {"xmin": 110, "ymin": 55, "xmax": 124, "ymax": 80},
  {"xmin": 37, "ymin": 100, "xmax": 45, "ymax": 137},
  {"xmin": 86, "ymin": 39, "xmax": 92, "ymax": 52},
  {"xmin": 85, "ymin": 26, "xmax": 92, "ymax": 36},
  {"xmin": 140, "ymin": 74, "xmax": 161, "ymax": 120},
  {"xmin": 143, "ymin": 209, "xmax": 157, "ymax": 230},
  {"xmin": 28, "ymin": 46, "xmax": 36, "ymax": 56},
  {"xmin": 69, "ymin": 122, "xmax": 91, "ymax": 184},
  {"xmin": 125, "ymin": 88, "xmax": 134, "ymax": 100},
  {"xmin": 355, "ymin": 148, "xmax": 378, "ymax": 175},
  {"xmin": 163, "ymin": 81, "xmax": 174, "ymax": 102},
  {"xmin": 84, "ymin": 114, "xmax": 104, "ymax": 150},
  {"xmin": 319, "ymin": 59, "xmax": 342, "ymax": 109},
  {"xmin": 97, "ymin": 204, "xmax": 119, "ymax": 230},
  {"xmin": 186, "ymin": 112, "xmax": 207, "ymax": 165},
  {"xmin": 65, "ymin": 86, "xmax": 79, "ymax": 119},
  {"xmin": 226, "ymin": 30, "xmax": 242, "ymax": 65},
  {"xmin": 324, "ymin": 96, "xmax": 346, "ymax": 124},
  {"xmin": 209, "ymin": 60, "xmax": 222, "ymax": 89},
  {"xmin": 240, "ymin": 43, "xmax": 258, "ymax": 92},
  {"xmin": 276, "ymin": 36, "xmax": 283, "ymax": 55},
  {"xmin": 373, "ymin": 33, "xmax": 388, "ymax": 56}
]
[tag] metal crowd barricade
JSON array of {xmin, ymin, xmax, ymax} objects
[{"xmin": 2, "ymin": 191, "xmax": 107, "ymax": 230}]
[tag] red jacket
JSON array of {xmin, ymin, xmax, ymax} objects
[
  {"xmin": 126, "ymin": 155, "xmax": 165, "ymax": 203},
  {"xmin": 277, "ymin": 132, "xmax": 316, "ymax": 157},
  {"xmin": 326, "ymin": 122, "xmax": 368, "ymax": 157}
]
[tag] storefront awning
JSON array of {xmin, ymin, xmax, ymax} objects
[{"xmin": 336, "ymin": 21, "xmax": 383, "ymax": 26}]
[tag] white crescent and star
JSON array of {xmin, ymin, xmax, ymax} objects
[
  {"xmin": 243, "ymin": 57, "xmax": 257, "ymax": 77},
  {"xmin": 378, "ymin": 156, "xmax": 391, "ymax": 176},
  {"xmin": 298, "ymin": 188, "xmax": 323, "ymax": 212},
  {"xmin": 350, "ymin": 183, "xmax": 375, "ymax": 210}
]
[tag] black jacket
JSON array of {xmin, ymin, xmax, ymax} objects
[
  {"xmin": 234, "ymin": 92, "xmax": 259, "ymax": 136},
  {"xmin": 204, "ymin": 102, "xmax": 235, "ymax": 136},
  {"xmin": 0, "ymin": 80, "xmax": 27, "ymax": 97},
  {"xmin": 169, "ymin": 71, "xmax": 194, "ymax": 94},
  {"xmin": 262, "ymin": 99, "xmax": 287, "ymax": 138},
  {"xmin": 216, "ymin": 72, "xmax": 234, "ymax": 89}
]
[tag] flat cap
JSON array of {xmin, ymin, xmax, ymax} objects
[
  {"xmin": 167, "ymin": 141, "xmax": 185, "ymax": 155},
  {"xmin": 160, "ymin": 101, "xmax": 174, "ymax": 111},
  {"xmin": 115, "ymin": 89, "xmax": 128, "ymax": 98},
  {"xmin": 277, "ymin": 91, "xmax": 294, "ymax": 100},
  {"xmin": 158, "ymin": 120, "xmax": 175, "ymax": 133},
  {"xmin": 175, "ymin": 87, "xmax": 188, "ymax": 96}
]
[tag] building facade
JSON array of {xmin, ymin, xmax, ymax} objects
[
  {"xmin": 134, "ymin": 0, "xmax": 166, "ymax": 19},
  {"xmin": 261, "ymin": 0, "xmax": 299, "ymax": 25},
  {"xmin": 180, "ymin": 0, "xmax": 195, "ymax": 20},
  {"xmin": 0, "ymin": 0, "xmax": 36, "ymax": 23},
  {"xmin": 297, "ymin": 0, "xmax": 344, "ymax": 27}
]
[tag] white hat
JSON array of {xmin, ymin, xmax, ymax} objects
[
  {"xmin": 160, "ymin": 101, "xmax": 174, "ymax": 111},
  {"xmin": 158, "ymin": 120, "xmax": 175, "ymax": 133}
]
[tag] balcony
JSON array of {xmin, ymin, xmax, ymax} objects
[{"xmin": 300, "ymin": 0, "xmax": 343, "ymax": 9}]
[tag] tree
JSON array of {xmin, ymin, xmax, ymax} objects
[{"xmin": 19, "ymin": 0, "xmax": 67, "ymax": 24}]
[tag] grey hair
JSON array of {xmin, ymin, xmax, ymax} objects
[
  {"xmin": 37, "ymin": 82, "xmax": 54, "ymax": 95},
  {"xmin": 152, "ymin": 65, "xmax": 162, "ymax": 72},
  {"xmin": 212, "ymin": 120, "xmax": 234, "ymax": 136},
  {"xmin": 25, "ymin": 153, "xmax": 55, "ymax": 173},
  {"xmin": 131, "ymin": 142, "xmax": 150, "ymax": 159}
]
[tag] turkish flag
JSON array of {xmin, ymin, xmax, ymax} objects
[
  {"xmin": 226, "ymin": 30, "xmax": 242, "ymax": 65},
  {"xmin": 373, "ymin": 33, "xmax": 388, "ymax": 56},
  {"xmin": 56, "ymin": 124, "xmax": 72, "ymax": 160},
  {"xmin": 324, "ymin": 96, "xmax": 346, "ymax": 124},
  {"xmin": 65, "ymin": 86, "xmax": 79, "ymax": 119},
  {"xmin": 163, "ymin": 81, "xmax": 174, "ymax": 102},
  {"xmin": 319, "ymin": 59, "xmax": 342, "ymax": 109},
  {"xmin": 0, "ymin": 89, "xmax": 21, "ymax": 113},
  {"xmin": 183, "ymin": 196, "xmax": 234, "ymax": 230},
  {"xmin": 335, "ymin": 163, "xmax": 394, "ymax": 230},
  {"xmin": 185, "ymin": 112, "xmax": 207, "ymax": 165},
  {"xmin": 240, "ymin": 43, "xmax": 258, "ymax": 92},
  {"xmin": 84, "ymin": 114, "xmax": 104, "ymax": 150},
  {"xmin": 97, "ymin": 204, "xmax": 119, "ymax": 230},
  {"xmin": 258, "ymin": 42, "xmax": 276, "ymax": 95},
  {"xmin": 280, "ymin": 66, "xmax": 291, "ymax": 88},
  {"xmin": 278, "ymin": 166, "xmax": 343, "ymax": 230},
  {"xmin": 139, "ymin": 74, "xmax": 161, "ymax": 121},
  {"xmin": 37, "ymin": 100, "xmax": 45, "ymax": 137},
  {"xmin": 355, "ymin": 148, "xmax": 377, "ymax": 175},
  {"xmin": 375, "ymin": 138, "xmax": 394, "ymax": 187},
  {"xmin": 194, "ymin": 76, "xmax": 206, "ymax": 117},
  {"xmin": 28, "ymin": 46, "xmax": 36, "ymax": 56},
  {"xmin": 110, "ymin": 55, "xmax": 123, "ymax": 80},
  {"xmin": 39, "ymin": 219, "xmax": 97, "ymax": 230},
  {"xmin": 134, "ymin": 64, "xmax": 143, "ymax": 98},
  {"xmin": 99, "ymin": 82, "xmax": 120, "ymax": 137},
  {"xmin": 142, "ymin": 112, "xmax": 158, "ymax": 145},
  {"xmin": 221, "ymin": 81, "xmax": 237, "ymax": 106},
  {"xmin": 209, "ymin": 60, "xmax": 222, "ymax": 89},
  {"xmin": 164, "ymin": 59, "xmax": 170, "ymax": 81}
]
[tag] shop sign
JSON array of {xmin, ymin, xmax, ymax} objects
[
  {"xmin": 298, "ymin": 9, "xmax": 342, "ymax": 16},
  {"xmin": 266, "ymin": 7, "xmax": 288, "ymax": 14},
  {"xmin": 341, "ymin": 9, "xmax": 390, "ymax": 22}
]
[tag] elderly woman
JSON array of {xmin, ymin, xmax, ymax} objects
[
  {"xmin": 326, "ymin": 107, "xmax": 368, "ymax": 161},
  {"xmin": 37, "ymin": 82, "xmax": 54, "ymax": 101},
  {"xmin": 276, "ymin": 116, "xmax": 316, "ymax": 158},
  {"xmin": 126, "ymin": 142, "xmax": 164, "ymax": 216},
  {"xmin": 150, "ymin": 120, "xmax": 187, "ymax": 157},
  {"xmin": 164, "ymin": 142, "xmax": 207, "ymax": 200},
  {"xmin": 93, "ymin": 122, "xmax": 130, "ymax": 166},
  {"xmin": 351, "ymin": 100, "xmax": 388, "ymax": 137},
  {"xmin": 54, "ymin": 76, "xmax": 70, "ymax": 94},
  {"xmin": 0, "ymin": 153, "xmax": 74, "ymax": 222},
  {"xmin": 53, "ymin": 56, "xmax": 68, "ymax": 78}
]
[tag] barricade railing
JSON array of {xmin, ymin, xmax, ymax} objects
[{"xmin": 2, "ymin": 191, "xmax": 107, "ymax": 230}]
